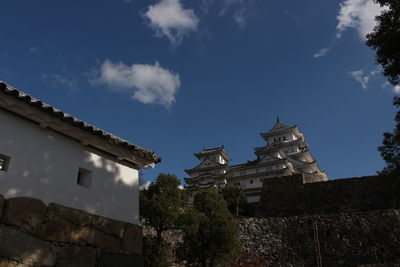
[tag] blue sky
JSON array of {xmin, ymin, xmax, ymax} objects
[{"xmin": 1, "ymin": 0, "xmax": 397, "ymax": 184}]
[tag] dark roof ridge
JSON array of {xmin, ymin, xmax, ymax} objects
[{"xmin": 0, "ymin": 81, "xmax": 161, "ymax": 164}]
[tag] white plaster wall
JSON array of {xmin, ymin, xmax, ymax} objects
[
  {"xmin": 0, "ymin": 110, "xmax": 140, "ymax": 224},
  {"xmin": 246, "ymin": 195, "xmax": 260, "ymax": 203}
]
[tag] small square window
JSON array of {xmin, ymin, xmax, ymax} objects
[
  {"xmin": 0, "ymin": 154, "xmax": 10, "ymax": 171},
  {"xmin": 77, "ymin": 167, "xmax": 92, "ymax": 189}
]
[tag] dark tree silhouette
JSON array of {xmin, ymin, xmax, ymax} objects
[
  {"xmin": 378, "ymin": 97, "xmax": 400, "ymax": 175},
  {"xmin": 178, "ymin": 189, "xmax": 239, "ymax": 267},
  {"xmin": 366, "ymin": 0, "xmax": 400, "ymax": 85}
]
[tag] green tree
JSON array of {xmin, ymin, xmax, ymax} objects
[
  {"xmin": 140, "ymin": 173, "xmax": 187, "ymax": 243},
  {"xmin": 378, "ymin": 97, "xmax": 400, "ymax": 175},
  {"xmin": 140, "ymin": 174, "xmax": 187, "ymax": 267},
  {"xmin": 178, "ymin": 189, "xmax": 240, "ymax": 267},
  {"xmin": 366, "ymin": 0, "xmax": 400, "ymax": 85},
  {"xmin": 222, "ymin": 186, "xmax": 247, "ymax": 217},
  {"xmin": 142, "ymin": 237, "xmax": 172, "ymax": 267}
]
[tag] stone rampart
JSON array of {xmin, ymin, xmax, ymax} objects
[
  {"xmin": 0, "ymin": 195, "xmax": 142, "ymax": 267},
  {"xmin": 258, "ymin": 174, "xmax": 399, "ymax": 217},
  {"xmin": 236, "ymin": 210, "xmax": 400, "ymax": 266}
]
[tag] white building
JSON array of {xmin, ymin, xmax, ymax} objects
[
  {"xmin": 184, "ymin": 119, "xmax": 327, "ymax": 203},
  {"xmin": 0, "ymin": 81, "xmax": 160, "ymax": 224}
]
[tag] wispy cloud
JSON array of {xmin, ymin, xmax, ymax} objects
[
  {"xmin": 348, "ymin": 70, "xmax": 369, "ymax": 89},
  {"xmin": 336, "ymin": 0, "xmax": 387, "ymax": 40},
  {"xmin": 382, "ymin": 81, "xmax": 400, "ymax": 94},
  {"xmin": 313, "ymin": 47, "xmax": 330, "ymax": 58},
  {"xmin": 29, "ymin": 46, "xmax": 39, "ymax": 54},
  {"xmin": 41, "ymin": 73, "xmax": 78, "ymax": 91},
  {"xmin": 283, "ymin": 10, "xmax": 299, "ymax": 21},
  {"xmin": 233, "ymin": 7, "xmax": 247, "ymax": 28},
  {"xmin": 219, "ymin": 0, "xmax": 254, "ymax": 28},
  {"xmin": 144, "ymin": 0, "xmax": 199, "ymax": 46},
  {"xmin": 314, "ymin": 0, "xmax": 386, "ymax": 58},
  {"xmin": 139, "ymin": 181, "xmax": 151, "ymax": 190},
  {"xmin": 92, "ymin": 60, "xmax": 180, "ymax": 108}
]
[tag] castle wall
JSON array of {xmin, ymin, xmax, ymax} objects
[
  {"xmin": 0, "ymin": 109, "xmax": 140, "ymax": 224},
  {"xmin": 258, "ymin": 174, "xmax": 398, "ymax": 217},
  {"xmin": 0, "ymin": 195, "xmax": 142, "ymax": 267},
  {"xmin": 236, "ymin": 210, "xmax": 400, "ymax": 266}
]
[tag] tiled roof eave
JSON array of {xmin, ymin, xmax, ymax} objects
[{"xmin": 0, "ymin": 81, "xmax": 161, "ymax": 165}]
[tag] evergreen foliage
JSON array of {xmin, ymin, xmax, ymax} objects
[
  {"xmin": 221, "ymin": 186, "xmax": 247, "ymax": 217},
  {"xmin": 178, "ymin": 189, "xmax": 240, "ymax": 267},
  {"xmin": 366, "ymin": 0, "xmax": 400, "ymax": 85},
  {"xmin": 140, "ymin": 173, "xmax": 187, "ymax": 242},
  {"xmin": 142, "ymin": 237, "xmax": 172, "ymax": 267},
  {"xmin": 140, "ymin": 173, "xmax": 187, "ymax": 267},
  {"xmin": 378, "ymin": 97, "xmax": 400, "ymax": 175}
]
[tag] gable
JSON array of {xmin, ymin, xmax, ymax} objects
[
  {"xmin": 197, "ymin": 158, "xmax": 221, "ymax": 168},
  {"xmin": 270, "ymin": 122, "xmax": 291, "ymax": 132}
]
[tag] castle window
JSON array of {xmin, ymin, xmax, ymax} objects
[
  {"xmin": 283, "ymin": 136, "xmax": 286, "ymax": 140},
  {"xmin": 77, "ymin": 167, "xmax": 92, "ymax": 189},
  {"xmin": 0, "ymin": 154, "xmax": 10, "ymax": 171},
  {"xmin": 250, "ymin": 180, "xmax": 253, "ymax": 184}
]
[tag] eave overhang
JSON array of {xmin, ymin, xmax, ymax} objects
[{"xmin": 0, "ymin": 81, "xmax": 160, "ymax": 168}]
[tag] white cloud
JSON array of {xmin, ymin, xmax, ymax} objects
[
  {"xmin": 233, "ymin": 8, "xmax": 247, "ymax": 28},
  {"xmin": 313, "ymin": 47, "xmax": 330, "ymax": 58},
  {"xmin": 139, "ymin": 181, "xmax": 151, "ymax": 190},
  {"xmin": 29, "ymin": 46, "xmax": 39, "ymax": 54},
  {"xmin": 94, "ymin": 60, "xmax": 180, "ymax": 108},
  {"xmin": 348, "ymin": 70, "xmax": 369, "ymax": 89},
  {"xmin": 220, "ymin": 0, "xmax": 253, "ymax": 28},
  {"xmin": 336, "ymin": 0, "xmax": 387, "ymax": 40},
  {"xmin": 381, "ymin": 81, "xmax": 400, "ymax": 93},
  {"xmin": 41, "ymin": 73, "xmax": 78, "ymax": 91},
  {"xmin": 144, "ymin": 0, "xmax": 199, "ymax": 46}
]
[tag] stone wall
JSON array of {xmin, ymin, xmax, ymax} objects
[
  {"xmin": 237, "ymin": 210, "xmax": 400, "ymax": 266},
  {"xmin": 0, "ymin": 195, "xmax": 142, "ymax": 267},
  {"xmin": 258, "ymin": 174, "xmax": 399, "ymax": 217}
]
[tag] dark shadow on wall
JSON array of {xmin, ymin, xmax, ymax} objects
[
  {"xmin": 0, "ymin": 128, "xmax": 141, "ymax": 223},
  {"xmin": 257, "ymin": 173, "xmax": 400, "ymax": 218}
]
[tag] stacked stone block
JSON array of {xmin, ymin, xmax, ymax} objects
[
  {"xmin": 0, "ymin": 195, "xmax": 142, "ymax": 267},
  {"xmin": 237, "ymin": 210, "xmax": 400, "ymax": 266}
]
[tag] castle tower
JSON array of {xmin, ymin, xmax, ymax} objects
[
  {"xmin": 184, "ymin": 120, "xmax": 327, "ymax": 203},
  {"xmin": 184, "ymin": 146, "xmax": 231, "ymax": 202},
  {"xmin": 256, "ymin": 120, "xmax": 327, "ymax": 182}
]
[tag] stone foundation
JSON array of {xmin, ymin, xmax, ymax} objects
[
  {"xmin": 258, "ymin": 174, "xmax": 399, "ymax": 217},
  {"xmin": 0, "ymin": 195, "xmax": 142, "ymax": 267},
  {"xmin": 236, "ymin": 210, "xmax": 400, "ymax": 266}
]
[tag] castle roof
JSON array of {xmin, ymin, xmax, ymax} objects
[
  {"xmin": 260, "ymin": 121, "xmax": 299, "ymax": 140},
  {"xmin": 194, "ymin": 146, "xmax": 232, "ymax": 162},
  {"xmin": 0, "ymin": 81, "xmax": 161, "ymax": 166}
]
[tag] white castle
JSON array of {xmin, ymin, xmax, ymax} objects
[{"xmin": 184, "ymin": 119, "xmax": 328, "ymax": 203}]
